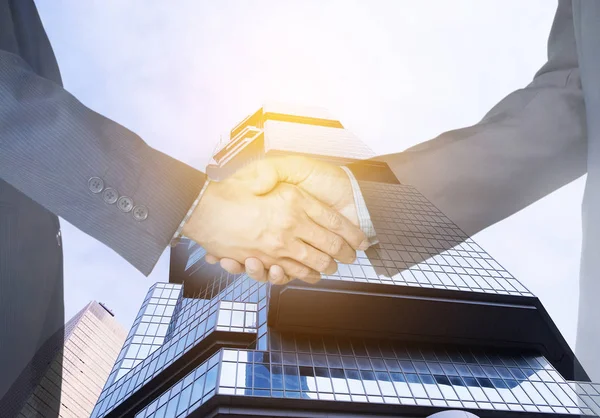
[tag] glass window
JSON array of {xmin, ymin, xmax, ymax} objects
[
  {"xmin": 204, "ymin": 366, "xmax": 218, "ymax": 395},
  {"xmin": 371, "ymin": 358, "xmax": 387, "ymax": 371},
  {"xmin": 390, "ymin": 373, "xmax": 411, "ymax": 397},
  {"xmin": 449, "ymin": 376, "xmax": 473, "ymax": 401},
  {"xmin": 330, "ymin": 369, "xmax": 349, "ymax": 394},
  {"xmin": 315, "ymin": 368, "xmax": 333, "ymax": 393},
  {"xmin": 164, "ymin": 396, "xmax": 179, "ymax": 418},
  {"xmin": 284, "ymin": 365, "xmax": 300, "ymax": 391},
  {"xmin": 521, "ymin": 381, "xmax": 547, "ymax": 404},
  {"xmin": 435, "ymin": 375, "xmax": 459, "ymax": 400},
  {"xmin": 420, "ymin": 374, "xmax": 443, "ymax": 399},
  {"xmin": 220, "ymin": 362, "xmax": 236, "ymax": 387},
  {"xmin": 376, "ymin": 371, "xmax": 397, "ymax": 397},
  {"xmin": 327, "ymin": 355, "xmax": 342, "ymax": 369},
  {"xmin": 176, "ymin": 384, "xmax": 192, "ymax": 416},
  {"xmin": 299, "ymin": 366, "xmax": 316, "ymax": 392},
  {"xmin": 341, "ymin": 356, "xmax": 357, "ymax": 370},
  {"xmin": 271, "ymin": 365, "xmax": 284, "ymax": 390},
  {"xmin": 312, "ymin": 354, "xmax": 328, "ymax": 367},
  {"xmin": 400, "ymin": 361, "xmax": 416, "ymax": 374},
  {"xmin": 153, "ymin": 403, "xmax": 167, "ymax": 418},
  {"xmin": 532, "ymin": 381, "xmax": 560, "ymax": 406},
  {"xmin": 360, "ymin": 370, "xmax": 381, "ymax": 396},
  {"xmin": 427, "ymin": 362, "xmax": 444, "ymax": 375},
  {"xmin": 357, "ymin": 357, "xmax": 372, "ymax": 370},
  {"xmin": 345, "ymin": 369, "xmax": 366, "ymax": 395},
  {"xmin": 406, "ymin": 374, "xmax": 427, "ymax": 398}
]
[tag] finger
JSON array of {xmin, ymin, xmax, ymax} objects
[
  {"xmin": 301, "ymin": 192, "xmax": 367, "ymax": 251},
  {"xmin": 220, "ymin": 258, "xmax": 245, "ymax": 274},
  {"xmin": 237, "ymin": 156, "xmax": 321, "ymax": 196},
  {"xmin": 275, "ymin": 258, "xmax": 323, "ymax": 284},
  {"xmin": 245, "ymin": 258, "xmax": 268, "ymax": 282},
  {"xmin": 282, "ymin": 240, "xmax": 337, "ymax": 276},
  {"xmin": 297, "ymin": 220, "xmax": 356, "ymax": 264},
  {"xmin": 261, "ymin": 156, "xmax": 315, "ymax": 186},
  {"xmin": 267, "ymin": 264, "xmax": 287, "ymax": 284},
  {"xmin": 231, "ymin": 159, "xmax": 280, "ymax": 195},
  {"xmin": 205, "ymin": 254, "xmax": 221, "ymax": 264},
  {"xmin": 269, "ymin": 271, "xmax": 289, "ymax": 285},
  {"xmin": 292, "ymin": 240, "xmax": 337, "ymax": 275}
]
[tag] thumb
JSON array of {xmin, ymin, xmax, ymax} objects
[
  {"xmin": 247, "ymin": 160, "xmax": 279, "ymax": 195},
  {"xmin": 230, "ymin": 159, "xmax": 279, "ymax": 195},
  {"xmin": 252, "ymin": 156, "xmax": 316, "ymax": 194},
  {"xmin": 233, "ymin": 156, "xmax": 316, "ymax": 195}
]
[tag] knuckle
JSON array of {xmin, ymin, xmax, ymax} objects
[
  {"xmin": 269, "ymin": 233, "xmax": 286, "ymax": 253},
  {"xmin": 294, "ymin": 264, "xmax": 312, "ymax": 279},
  {"xmin": 328, "ymin": 235, "xmax": 344, "ymax": 255},
  {"xmin": 279, "ymin": 186, "xmax": 299, "ymax": 202},
  {"xmin": 297, "ymin": 245, "xmax": 310, "ymax": 264},
  {"xmin": 279, "ymin": 214, "xmax": 296, "ymax": 231},
  {"xmin": 317, "ymin": 254, "xmax": 333, "ymax": 272},
  {"xmin": 328, "ymin": 211, "xmax": 343, "ymax": 229}
]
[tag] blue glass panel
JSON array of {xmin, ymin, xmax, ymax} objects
[
  {"xmin": 189, "ymin": 374, "xmax": 205, "ymax": 407},
  {"xmin": 164, "ymin": 396, "xmax": 178, "ymax": 418},
  {"xmin": 284, "ymin": 366, "xmax": 301, "ymax": 391},
  {"xmin": 254, "ymin": 363, "xmax": 271, "ymax": 389},
  {"xmin": 204, "ymin": 366, "xmax": 218, "ymax": 395},
  {"xmin": 271, "ymin": 365, "xmax": 284, "ymax": 390},
  {"xmin": 176, "ymin": 385, "xmax": 192, "ymax": 416}
]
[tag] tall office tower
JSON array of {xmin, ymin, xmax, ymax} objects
[
  {"xmin": 93, "ymin": 104, "xmax": 600, "ymax": 418},
  {"xmin": 18, "ymin": 301, "xmax": 127, "ymax": 418}
]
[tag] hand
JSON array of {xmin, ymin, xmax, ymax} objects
[
  {"xmin": 184, "ymin": 158, "xmax": 367, "ymax": 283},
  {"xmin": 204, "ymin": 156, "xmax": 365, "ymax": 284}
]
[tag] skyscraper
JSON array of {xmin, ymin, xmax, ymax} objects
[
  {"xmin": 18, "ymin": 301, "xmax": 127, "ymax": 418},
  {"xmin": 93, "ymin": 104, "xmax": 600, "ymax": 418}
]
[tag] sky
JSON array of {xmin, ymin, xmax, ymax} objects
[{"xmin": 34, "ymin": 1, "xmax": 584, "ymax": 348}]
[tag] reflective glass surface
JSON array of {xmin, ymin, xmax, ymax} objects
[
  {"xmin": 320, "ymin": 182, "xmax": 533, "ymax": 297},
  {"xmin": 134, "ymin": 352, "xmax": 221, "ymax": 418},
  {"xmin": 92, "ymin": 273, "xmax": 266, "ymax": 418},
  {"xmin": 134, "ymin": 347, "xmax": 600, "ymax": 418},
  {"xmin": 105, "ymin": 283, "xmax": 182, "ymax": 387},
  {"xmin": 93, "ymin": 106, "xmax": 595, "ymax": 418}
]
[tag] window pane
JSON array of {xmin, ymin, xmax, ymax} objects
[{"xmin": 176, "ymin": 385, "xmax": 192, "ymax": 416}]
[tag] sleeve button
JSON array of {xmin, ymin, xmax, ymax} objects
[
  {"xmin": 117, "ymin": 196, "xmax": 134, "ymax": 213},
  {"xmin": 132, "ymin": 205, "xmax": 149, "ymax": 221},
  {"xmin": 88, "ymin": 177, "xmax": 104, "ymax": 194},
  {"xmin": 102, "ymin": 188, "xmax": 119, "ymax": 204}
]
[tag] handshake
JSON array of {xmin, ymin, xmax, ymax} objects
[{"xmin": 182, "ymin": 156, "xmax": 368, "ymax": 285}]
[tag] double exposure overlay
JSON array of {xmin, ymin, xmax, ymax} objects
[{"xmin": 92, "ymin": 105, "xmax": 600, "ymax": 418}]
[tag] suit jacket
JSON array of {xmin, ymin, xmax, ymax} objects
[
  {"xmin": 378, "ymin": 0, "xmax": 586, "ymax": 237},
  {"xmin": 372, "ymin": 0, "xmax": 600, "ymax": 381},
  {"xmin": 0, "ymin": 0, "xmax": 205, "ymax": 414}
]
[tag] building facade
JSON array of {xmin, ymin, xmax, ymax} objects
[
  {"xmin": 93, "ymin": 105, "xmax": 600, "ymax": 418},
  {"xmin": 18, "ymin": 301, "xmax": 127, "ymax": 418}
]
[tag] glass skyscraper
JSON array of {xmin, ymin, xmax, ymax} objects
[
  {"xmin": 93, "ymin": 104, "xmax": 600, "ymax": 418},
  {"xmin": 17, "ymin": 301, "xmax": 127, "ymax": 418}
]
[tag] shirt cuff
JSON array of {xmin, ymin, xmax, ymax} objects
[
  {"xmin": 170, "ymin": 179, "xmax": 211, "ymax": 247},
  {"xmin": 340, "ymin": 166, "xmax": 378, "ymax": 247}
]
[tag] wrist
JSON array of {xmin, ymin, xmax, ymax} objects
[
  {"xmin": 182, "ymin": 181, "xmax": 213, "ymax": 237},
  {"xmin": 171, "ymin": 179, "xmax": 212, "ymax": 246},
  {"xmin": 340, "ymin": 166, "xmax": 378, "ymax": 248}
]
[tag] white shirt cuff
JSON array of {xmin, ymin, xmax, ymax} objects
[
  {"xmin": 170, "ymin": 179, "xmax": 211, "ymax": 247},
  {"xmin": 340, "ymin": 166, "xmax": 378, "ymax": 247}
]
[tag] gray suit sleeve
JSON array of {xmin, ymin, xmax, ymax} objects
[
  {"xmin": 0, "ymin": 49, "xmax": 206, "ymax": 275},
  {"xmin": 377, "ymin": 0, "xmax": 585, "ymax": 236}
]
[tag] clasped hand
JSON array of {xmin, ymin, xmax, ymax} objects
[{"xmin": 183, "ymin": 156, "xmax": 365, "ymax": 285}]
